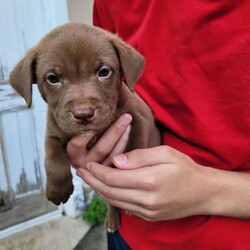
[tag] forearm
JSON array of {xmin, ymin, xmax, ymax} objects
[{"xmin": 200, "ymin": 166, "xmax": 250, "ymax": 219}]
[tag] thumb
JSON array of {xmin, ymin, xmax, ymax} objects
[
  {"xmin": 113, "ymin": 146, "xmax": 176, "ymax": 169},
  {"xmin": 112, "ymin": 149, "xmax": 153, "ymax": 169}
]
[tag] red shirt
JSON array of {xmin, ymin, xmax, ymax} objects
[{"xmin": 93, "ymin": 1, "xmax": 250, "ymax": 249}]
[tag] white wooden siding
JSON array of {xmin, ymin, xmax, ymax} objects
[
  {"xmin": 0, "ymin": 137, "xmax": 8, "ymax": 192},
  {"xmin": 0, "ymin": 0, "xmax": 70, "ymax": 232},
  {"xmin": 1, "ymin": 110, "xmax": 42, "ymax": 197},
  {"xmin": 0, "ymin": 0, "xmax": 69, "ymax": 79}
]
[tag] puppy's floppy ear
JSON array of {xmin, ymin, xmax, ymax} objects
[
  {"xmin": 110, "ymin": 36, "xmax": 145, "ymax": 91},
  {"xmin": 9, "ymin": 49, "xmax": 37, "ymax": 108}
]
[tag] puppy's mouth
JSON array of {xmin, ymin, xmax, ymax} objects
[{"xmin": 54, "ymin": 107, "xmax": 116, "ymax": 136}]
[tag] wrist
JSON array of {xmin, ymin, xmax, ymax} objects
[{"xmin": 198, "ymin": 166, "xmax": 250, "ymax": 218}]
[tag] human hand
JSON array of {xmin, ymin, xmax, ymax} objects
[
  {"xmin": 68, "ymin": 116, "xmax": 250, "ymax": 222},
  {"xmin": 76, "ymin": 146, "xmax": 217, "ymax": 221},
  {"xmin": 67, "ymin": 113, "xmax": 132, "ymax": 168}
]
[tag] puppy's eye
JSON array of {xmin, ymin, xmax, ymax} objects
[
  {"xmin": 46, "ymin": 73, "xmax": 60, "ymax": 85},
  {"xmin": 97, "ymin": 66, "xmax": 112, "ymax": 79}
]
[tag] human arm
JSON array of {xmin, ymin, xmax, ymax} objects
[
  {"xmin": 67, "ymin": 119, "xmax": 250, "ymax": 221},
  {"xmin": 78, "ymin": 147, "xmax": 250, "ymax": 221}
]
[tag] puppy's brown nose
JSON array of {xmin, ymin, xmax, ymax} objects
[{"xmin": 72, "ymin": 106, "xmax": 95, "ymax": 123}]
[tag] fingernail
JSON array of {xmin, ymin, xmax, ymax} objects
[
  {"xmin": 114, "ymin": 154, "xmax": 128, "ymax": 166},
  {"xmin": 121, "ymin": 114, "xmax": 132, "ymax": 125},
  {"xmin": 76, "ymin": 169, "xmax": 83, "ymax": 177}
]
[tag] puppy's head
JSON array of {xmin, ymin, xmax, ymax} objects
[{"xmin": 9, "ymin": 23, "xmax": 144, "ymax": 135}]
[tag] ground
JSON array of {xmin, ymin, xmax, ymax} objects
[{"xmin": 0, "ymin": 216, "xmax": 91, "ymax": 250}]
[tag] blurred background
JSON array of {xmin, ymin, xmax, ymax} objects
[{"xmin": 0, "ymin": 1, "xmax": 106, "ymax": 249}]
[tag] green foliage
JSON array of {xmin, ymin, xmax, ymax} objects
[{"xmin": 83, "ymin": 197, "xmax": 107, "ymax": 226}]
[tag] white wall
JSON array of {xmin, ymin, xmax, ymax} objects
[
  {"xmin": 0, "ymin": 0, "xmax": 69, "ymax": 80},
  {"xmin": 67, "ymin": 0, "xmax": 93, "ymax": 24}
]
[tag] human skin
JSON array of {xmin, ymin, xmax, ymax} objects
[{"xmin": 67, "ymin": 113, "xmax": 250, "ymax": 221}]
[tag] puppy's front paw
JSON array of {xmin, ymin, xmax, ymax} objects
[{"xmin": 46, "ymin": 180, "xmax": 74, "ymax": 205}]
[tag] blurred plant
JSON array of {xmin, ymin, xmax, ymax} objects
[{"xmin": 83, "ymin": 197, "xmax": 107, "ymax": 226}]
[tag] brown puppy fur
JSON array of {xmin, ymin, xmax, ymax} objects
[{"xmin": 9, "ymin": 23, "xmax": 161, "ymax": 230}]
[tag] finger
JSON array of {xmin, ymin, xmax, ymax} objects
[
  {"xmin": 78, "ymin": 165, "xmax": 152, "ymax": 210},
  {"xmin": 83, "ymin": 114, "xmax": 132, "ymax": 164},
  {"xmin": 113, "ymin": 145, "xmax": 185, "ymax": 169},
  {"xmin": 67, "ymin": 114, "xmax": 132, "ymax": 168},
  {"xmin": 78, "ymin": 167, "xmax": 146, "ymax": 205},
  {"xmin": 102, "ymin": 125, "xmax": 131, "ymax": 166},
  {"xmin": 67, "ymin": 134, "xmax": 93, "ymax": 168},
  {"xmin": 81, "ymin": 161, "xmax": 153, "ymax": 189},
  {"xmin": 104, "ymin": 199, "xmax": 159, "ymax": 222}
]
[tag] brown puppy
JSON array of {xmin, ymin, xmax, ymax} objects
[{"xmin": 9, "ymin": 23, "xmax": 161, "ymax": 230}]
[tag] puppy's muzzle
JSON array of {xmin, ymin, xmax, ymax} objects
[{"xmin": 72, "ymin": 106, "xmax": 96, "ymax": 124}]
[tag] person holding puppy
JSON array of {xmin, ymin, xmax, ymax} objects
[{"xmin": 67, "ymin": 1, "xmax": 250, "ymax": 249}]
